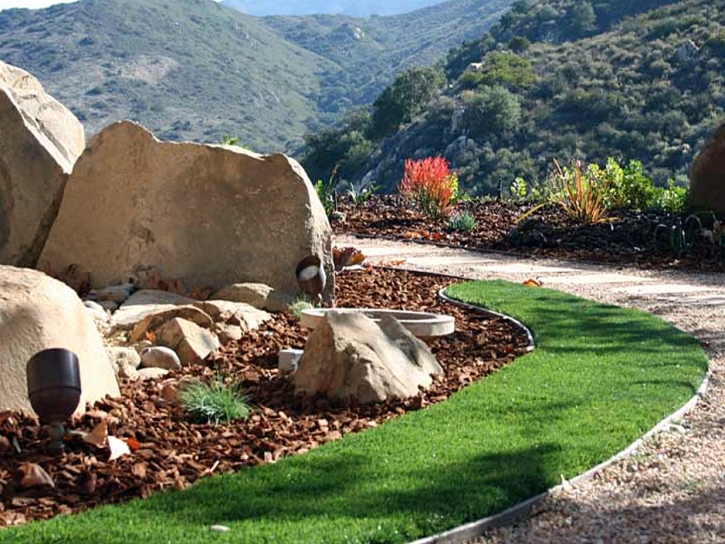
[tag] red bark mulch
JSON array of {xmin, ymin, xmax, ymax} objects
[
  {"xmin": 334, "ymin": 195, "xmax": 725, "ymax": 273},
  {"xmin": 0, "ymin": 267, "xmax": 530, "ymax": 528}
]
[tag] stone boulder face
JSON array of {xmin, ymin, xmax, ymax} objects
[
  {"xmin": 690, "ymin": 123, "xmax": 725, "ymax": 215},
  {"xmin": 0, "ymin": 266, "xmax": 120, "ymax": 415},
  {"xmin": 0, "ymin": 60, "xmax": 85, "ymax": 267},
  {"xmin": 293, "ymin": 312, "xmax": 443, "ymax": 404},
  {"xmin": 40, "ymin": 121, "xmax": 334, "ymax": 302}
]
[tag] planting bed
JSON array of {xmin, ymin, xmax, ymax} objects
[
  {"xmin": 335, "ymin": 195, "xmax": 725, "ymax": 273},
  {"xmin": 0, "ymin": 268, "xmax": 530, "ymax": 528}
]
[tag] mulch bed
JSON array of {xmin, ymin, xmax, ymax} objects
[
  {"xmin": 0, "ymin": 268, "xmax": 530, "ymax": 528},
  {"xmin": 334, "ymin": 195, "xmax": 725, "ymax": 273}
]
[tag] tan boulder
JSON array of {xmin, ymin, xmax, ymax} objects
[
  {"xmin": 0, "ymin": 266, "xmax": 119, "ymax": 414},
  {"xmin": 293, "ymin": 312, "xmax": 443, "ymax": 404},
  {"xmin": 129, "ymin": 305, "xmax": 214, "ymax": 343},
  {"xmin": 111, "ymin": 289, "xmax": 198, "ymax": 330},
  {"xmin": 40, "ymin": 121, "xmax": 334, "ymax": 301},
  {"xmin": 690, "ymin": 123, "xmax": 725, "ymax": 215},
  {"xmin": 0, "ymin": 60, "xmax": 85, "ymax": 267}
]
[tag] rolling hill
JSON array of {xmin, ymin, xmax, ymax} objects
[
  {"xmin": 0, "ymin": 0, "xmax": 513, "ymax": 152},
  {"xmin": 221, "ymin": 0, "xmax": 446, "ymax": 17},
  {"xmin": 304, "ymin": 0, "xmax": 725, "ymax": 193}
]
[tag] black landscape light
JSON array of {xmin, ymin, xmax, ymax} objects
[
  {"xmin": 296, "ymin": 255, "xmax": 326, "ymax": 302},
  {"xmin": 26, "ymin": 348, "xmax": 82, "ymax": 455}
]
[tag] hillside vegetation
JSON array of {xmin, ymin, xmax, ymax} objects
[
  {"xmin": 304, "ymin": 0, "xmax": 725, "ymax": 195},
  {"xmin": 0, "ymin": 0, "xmax": 512, "ymax": 151}
]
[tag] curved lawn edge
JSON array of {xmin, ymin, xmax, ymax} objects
[
  {"xmin": 413, "ymin": 284, "xmax": 712, "ymax": 544},
  {"xmin": 0, "ymin": 281, "xmax": 709, "ymax": 544}
]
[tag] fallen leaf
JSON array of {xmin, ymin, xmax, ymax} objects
[
  {"xmin": 131, "ymin": 462, "xmax": 147, "ymax": 479},
  {"xmin": 522, "ymin": 278, "xmax": 542, "ymax": 287},
  {"xmin": 124, "ymin": 437, "xmax": 141, "ymax": 451},
  {"xmin": 145, "ymin": 331, "xmax": 156, "ymax": 343},
  {"xmin": 85, "ymin": 420, "xmax": 108, "ymax": 447},
  {"xmin": 108, "ymin": 436, "xmax": 131, "ymax": 461},
  {"xmin": 19, "ymin": 463, "xmax": 55, "ymax": 489}
]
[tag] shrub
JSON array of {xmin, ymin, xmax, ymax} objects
[
  {"xmin": 598, "ymin": 158, "xmax": 657, "ymax": 210},
  {"xmin": 398, "ymin": 156, "xmax": 459, "ymax": 219},
  {"xmin": 289, "ymin": 297, "xmax": 315, "ymax": 320},
  {"xmin": 179, "ymin": 376, "xmax": 251, "ymax": 425},
  {"xmin": 655, "ymin": 181, "xmax": 690, "ymax": 215},
  {"xmin": 447, "ymin": 211, "xmax": 478, "ymax": 232}
]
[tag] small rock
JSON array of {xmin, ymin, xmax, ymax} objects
[
  {"xmin": 97, "ymin": 283, "xmax": 135, "ymax": 303},
  {"xmin": 211, "ymin": 283, "xmax": 290, "ymax": 313},
  {"xmin": 215, "ymin": 323, "xmax": 244, "ymax": 345},
  {"xmin": 129, "ymin": 306, "xmax": 213, "ymax": 343},
  {"xmin": 210, "ymin": 525, "xmax": 230, "ymax": 532},
  {"xmin": 194, "ymin": 300, "xmax": 272, "ymax": 330},
  {"xmin": 156, "ymin": 318, "xmax": 220, "ymax": 366},
  {"xmin": 97, "ymin": 300, "xmax": 119, "ymax": 313},
  {"xmin": 106, "ymin": 347, "xmax": 142, "ymax": 381},
  {"xmin": 278, "ymin": 349, "xmax": 303, "ymax": 373},
  {"xmin": 137, "ymin": 367, "xmax": 170, "ymax": 381},
  {"xmin": 139, "ymin": 346, "xmax": 182, "ymax": 371}
]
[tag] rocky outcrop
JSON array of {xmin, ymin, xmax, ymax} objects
[
  {"xmin": 0, "ymin": 266, "xmax": 119, "ymax": 414},
  {"xmin": 293, "ymin": 312, "xmax": 443, "ymax": 404},
  {"xmin": 40, "ymin": 121, "xmax": 334, "ymax": 302},
  {"xmin": 0, "ymin": 60, "xmax": 85, "ymax": 267},
  {"xmin": 690, "ymin": 123, "xmax": 725, "ymax": 215}
]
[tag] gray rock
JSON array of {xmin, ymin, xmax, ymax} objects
[
  {"xmin": 97, "ymin": 283, "xmax": 135, "ymax": 303},
  {"xmin": 139, "ymin": 346, "xmax": 182, "ymax": 371},
  {"xmin": 211, "ymin": 283, "xmax": 291, "ymax": 312},
  {"xmin": 98, "ymin": 300, "xmax": 119, "ymax": 313}
]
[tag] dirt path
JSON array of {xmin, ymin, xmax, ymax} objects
[{"xmin": 336, "ymin": 235, "xmax": 725, "ymax": 544}]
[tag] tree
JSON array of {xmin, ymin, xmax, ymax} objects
[{"xmin": 369, "ymin": 66, "xmax": 446, "ymax": 140}]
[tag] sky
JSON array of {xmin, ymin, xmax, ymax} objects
[{"xmin": 0, "ymin": 0, "xmax": 221, "ymax": 10}]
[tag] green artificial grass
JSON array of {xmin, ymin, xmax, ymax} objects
[{"xmin": 2, "ymin": 281, "xmax": 707, "ymax": 544}]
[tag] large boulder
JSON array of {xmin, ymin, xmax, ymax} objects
[
  {"xmin": 293, "ymin": 312, "xmax": 443, "ymax": 404},
  {"xmin": 0, "ymin": 266, "xmax": 120, "ymax": 415},
  {"xmin": 40, "ymin": 121, "xmax": 334, "ymax": 302},
  {"xmin": 690, "ymin": 122, "xmax": 725, "ymax": 215},
  {"xmin": 0, "ymin": 60, "xmax": 85, "ymax": 267}
]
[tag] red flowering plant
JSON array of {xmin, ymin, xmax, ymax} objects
[{"xmin": 398, "ymin": 156, "xmax": 459, "ymax": 219}]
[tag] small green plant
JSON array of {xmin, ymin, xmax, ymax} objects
[
  {"xmin": 178, "ymin": 375, "xmax": 251, "ymax": 425},
  {"xmin": 289, "ymin": 296, "xmax": 315, "ymax": 320},
  {"xmin": 398, "ymin": 156, "xmax": 459, "ymax": 219},
  {"xmin": 509, "ymin": 177, "xmax": 529, "ymax": 201},
  {"xmin": 220, "ymin": 135, "xmax": 240, "ymax": 146},
  {"xmin": 346, "ymin": 182, "xmax": 380, "ymax": 205},
  {"xmin": 654, "ymin": 211, "xmax": 723, "ymax": 254},
  {"xmin": 315, "ymin": 166, "xmax": 339, "ymax": 216},
  {"xmin": 447, "ymin": 211, "xmax": 478, "ymax": 232},
  {"xmin": 656, "ymin": 180, "xmax": 690, "ymax": 215}
]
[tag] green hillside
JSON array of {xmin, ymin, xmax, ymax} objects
[
  {"xmin": 0, "ymin": 0, "xmax": 512, "ymax": 152},
  {"xmin": 267, "ymin": 0, "xmax": 514, "ymax": 112},
  {"xmin": 304, "ymin": 0, "xmax": 725, "ymax": 194}
]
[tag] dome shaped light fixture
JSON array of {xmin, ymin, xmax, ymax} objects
[
  {"xmin": 26, "ymin": 348, "xmax": 81, "ymax": 455},
  {"xmin": 296, "ymin": 255, "xmax": 326, "ymax": 303}
]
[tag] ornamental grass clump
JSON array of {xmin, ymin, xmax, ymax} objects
[
  {"xmin": 179, "ymin": 376, "xmax": 251, "ymax": 425},
  {"xmin": 398, "ymin": 156, "xmax": 458, "ymax": 219},
  {"xmin": 447, "ymin": 211, "xmax": 478, "ymax": 232},
  {"xmin": 553, "ymin": 158, "xmax": 610, "ymax": 225}
]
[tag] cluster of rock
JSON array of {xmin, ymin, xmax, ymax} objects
[{"xmin": 0, "ymin": 58, "xmax": 336, "ymax": 413}]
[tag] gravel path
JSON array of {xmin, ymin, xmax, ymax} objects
[{"xmin": 336, "ymin": 235, "xmax": 725, "ymax": 544}]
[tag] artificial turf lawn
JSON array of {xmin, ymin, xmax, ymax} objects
[{"xmin": 2, "ymin": 280, "xmax": 708, "ymax": 544}]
